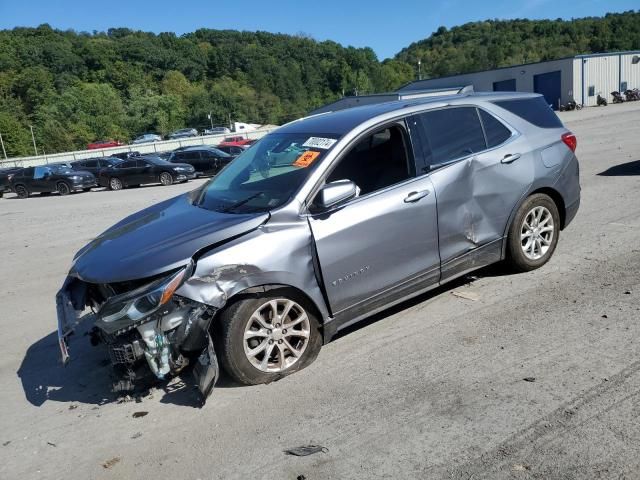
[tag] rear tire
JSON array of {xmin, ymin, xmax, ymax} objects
[
  {"xmin": 506, "ymin": 193, "xmax": 560, "ymax": 272},
  {"xmin": 215, "ymin": 289, "xmax": 322, "ymax": 386},
  {"xmin": 14, "ymin": 184, "xmax": 29, "ymax": 199}
]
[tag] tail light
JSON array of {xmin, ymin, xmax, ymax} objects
[
  {"xmin": 7, "ymin": 174, "xmax": 14, "ymax": 181},
  {"xmin": 561, "ymin": 132, "xmax": 577, "ymax": 152}
]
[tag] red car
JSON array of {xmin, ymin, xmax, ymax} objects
[
  {"xmin": 87, "ymin": 140, "xmax": 124, "ymax": 150},
  {"xmin": 217, "ymin": 136, "xmax": 256, "ymax": 147}
]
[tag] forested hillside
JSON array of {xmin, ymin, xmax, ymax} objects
[
  {"xmin": 0, "ymin": 10, "xmax": 638, "ymax": 157},
  {"xmin": 396, "ymin": 11, "xmax": 640, "ymax": 78},
  {"xmin": 0, "ymin": 27, "xmax": 413, "ymax": 155}
]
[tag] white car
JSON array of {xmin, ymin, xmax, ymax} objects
[{"xmin": 132, "ymin": 133, "xmax": 162, "ymax": 144}]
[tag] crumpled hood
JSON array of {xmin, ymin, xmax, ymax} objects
[{"xmin": 71, "ymin": 193, "xmax": 269, "ymax": 283}]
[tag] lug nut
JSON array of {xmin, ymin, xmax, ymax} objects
[
  {"xmin": 275, "ymin": 323, "xmax": 281, "ymax": 328},
  {"xmin": 278, "ymin": 339, "xmax": 283, "ymax": 344},
  {"xmin": 268, "ymin": 339, "xmax": 274, "ymax": 345},
  {"xmin": 267, "ymin": 329, "xmax": 272, "ymax": 334},
  {"xmin": 282, "ymin": 329, "xmax": 287, "ymax": 334}
]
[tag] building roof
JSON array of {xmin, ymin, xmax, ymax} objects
[{"xmin": 397, "ymin": 49, "xmax": 640, "ymax": 91}]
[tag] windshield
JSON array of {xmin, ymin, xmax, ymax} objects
[{"xmin": 194, "ymin": 132, "xmax": 339, "ymax": 214}]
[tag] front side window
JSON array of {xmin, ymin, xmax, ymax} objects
[
  {"xmin": 326, "ymin": 124, "xmax": 413, "ymax": 196},
  {"xmin": 34, "ymin": 166, "xmax": 51, "ymax": 179},
  {"xmin": 194, "ymin": 132, "xmax": 338, "ymax": 213},
  {"xmin": 415, "ymin": 107, "xmax": 486, "ymax": 166}
]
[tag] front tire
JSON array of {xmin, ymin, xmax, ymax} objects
[
  {"xmin": 14, "ymin": 184, "xmax": 29, "ymax": 199},
  {"xmin": 215, "ymin": 290, "xmax": 322, "ymax": 386},
  {"xmin": 506, "ymin": 193, "xmax": 560, "ymax": 272},
  {"xmin": 57, "ymin": 182, "xmax": 71, "ymax": 196},
  {"xmin": 109, "ymin": 177, "xmax": 123, "ymax": 191},
  {"xmin": 159, "ymin": 172, "xmax": 173, "ymax": 186}
]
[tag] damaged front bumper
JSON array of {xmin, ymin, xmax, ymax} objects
[{"xmin": 56, "ymin": 274, "xmax": 220, "ymax": 405}]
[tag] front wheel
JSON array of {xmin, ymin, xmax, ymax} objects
[
  {"xmin": 109, "ymin": 177, "xmax": 123, "ymax": 191},
  {"xmin": 159, "ymin": 172, "xmax": 173, "ymax": 186},
  {"xmin": 57, "ymin": 182, "xmax": 71, "ymax": 196},
  {"xmin": 506, "ymin": 193, "xmax": 560, "ymax": 272},
  {"xmin": 14, "ymin": 184, "xmax": 29, "ymax": 199},
  {"xmin": 215, "ymin": 291, "xmax": 322, "ymax": 385}
]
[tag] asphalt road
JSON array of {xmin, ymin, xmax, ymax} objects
[{"xmin": 1, "ymin": 103, "xmax": 639, "ymax": 480}]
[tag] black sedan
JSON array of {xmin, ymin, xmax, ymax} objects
[
  {"xmin": 71, "ymin": 157, "xmax": 123, "ymax": 176},
  {"xmin": 97, "ymin": 156, "xmax": 195, "ymax": 190},
  {"xmin": 167, "ymin": 146, "xmax": 234, "ymax": 176},
  {"xmin": 9, "ymin": 164, "xmax": 96, "ymax": 198},
  {"xmin": 0, "ymin": 166, "xmax": 22, "ymax": 198}
]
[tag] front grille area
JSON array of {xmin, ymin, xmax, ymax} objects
[
  {"xmin": 98, "ymin": 329, "xmax": 145, "ymax": 366},
  {"xmin": 109, "ymin": 343, "xmax": 140, "ymax": 365}
]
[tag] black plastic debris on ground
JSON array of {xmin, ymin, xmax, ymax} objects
[
  {"xmin": 132, "ymin": 411, "xmax": 148, "ymax": 418},
  {"xmin": 523, "ymin": 377, "xmax": 536, "ymax": 383},
  {"xmin": 284, "ymin": 445, "xmax": 328, "ymax": 456}
]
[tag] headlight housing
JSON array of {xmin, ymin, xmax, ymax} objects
[{"xmin": 95, "ymin": 265, "xmax": 191, "ymax": 334}]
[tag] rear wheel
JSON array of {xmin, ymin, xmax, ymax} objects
[
  {"xmin": 159, "ymin": 172, "xmax": 173, "ymax": 186},
  {"xmin": 215, "ymin": 290, "xmax": 322, "ymax": 385},
  {"xmin": 109, "ymin": 177, "xmax": 123, "ymax": 191},
  {"xmin": 14, "ymin": 184, "xmax": 29, "ymax": 199},
  {"xmin": 506, "ymin": 193, "xmax": 560, "ymax": 272}
]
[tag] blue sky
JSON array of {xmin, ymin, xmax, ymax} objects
[{"xmin": 0, "ymin": 0, "xmax": 636, "ymax": 59}]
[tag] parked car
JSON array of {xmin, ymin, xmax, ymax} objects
[
  {"xmin": 0, "ymin": 166, "xmax": 22, "ymax": 198},
  {"xmin": 167, "ymin": 146, "xmax": 234, "ymax": 176},
  {"xmin": 167, "ymin": 128, "xmax": 198, "ymax": 140},
  {"xmin": 71, "ymin": 157, "xmax": 123, "ymax": 176},
  {"xmin": 56, "ymin": 92, "xmax": 580, "ymax": 404},
  {"xmin": 87, "ymin": 140, "xmax": 124, "ymax": 150},
  {"xmin": 215, "ymin": 144, "xmax": 249, "ymax": 156},
  {"xmin": 97, "ymin": 155, "xmax": 195, "ymax": 190},
  {"xmin": 110, "ymin": 151, "xmax": 140, "ymax": 160},
  {"xmin": 132, "ymin": 134, "xmax": 162, "ymax": 144},
  {"xmin": 218, "ymin": 135, "xmax": 255, "ymax": 147},
  {"xmin": 10, "ymin": 164, "xmax": 96, "ymax": 198},
  {"xmin": 204, "ymin": 126, "xmax": 231, "ymax": 135}
]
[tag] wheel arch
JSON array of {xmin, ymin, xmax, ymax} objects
[{"xmin": 501, "ymin": 185, "xmax": 567, "ymax": 259}]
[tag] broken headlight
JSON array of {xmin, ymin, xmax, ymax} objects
[{"xmin": 96, "ymin": 265, "xmax": 190, "ymax": 334}]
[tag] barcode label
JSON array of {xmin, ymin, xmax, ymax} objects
[{"xmin": 302, "ymin": 137, "xmax": 337, "ymax": 149}]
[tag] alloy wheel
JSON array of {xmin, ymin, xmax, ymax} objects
[
  {"xmin": 109, "ymin": 178, "xmax": 123, "ymax": 190},
  {"xmin": 243, "ymin": 299, "xmax": 311, "ymax": 373},
  {"xmin": 521, "ymin": 206, "xmax": 554, "ymax": 260},
  {"xmin": 15, "ymin": 185, "xmax": 28, "ymax": 199},
  {"xmin": 160, "ymin": 172, "xmax": 173, "ymax": 186},
  {"xmin": 57, "ymin": 183, "xmax": 70, "ymax": 196}
]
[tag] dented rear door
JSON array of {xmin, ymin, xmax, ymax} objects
[{"xmin": 410, "ymin": 106, "xmax": 534, "ymax": 277}]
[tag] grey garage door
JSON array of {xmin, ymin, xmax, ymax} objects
[
  {"xmin": 493, "ymin": 79, "xmax": 516, "ymax": 92},
  {"xmin": 534, "ymin": 71, "xmax": 562, "ymax": 110}
]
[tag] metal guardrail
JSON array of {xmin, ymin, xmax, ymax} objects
[{"xmin": 0, "ymin": 127, "xmax": 276, "ymax": 168}]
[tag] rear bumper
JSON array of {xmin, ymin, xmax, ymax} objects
[{"xmin": 564, "ymin": 196, "xmax": 580, "ymax": 228}]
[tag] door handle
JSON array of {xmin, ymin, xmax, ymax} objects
[
  {"xmin": 501, "ymin": 153, "xmax": 521, "ymax": 164},
  {"xmin": 404, "ymin": 190, "xmax": 430, "ymax": 203}
]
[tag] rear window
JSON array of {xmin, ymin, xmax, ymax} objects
[
  {"xmin": 479, "ymin": 109, "xmax": 512, "ymax": 148},
  {"xmin": 492, "ymin": 97, "xmax": 563, "ymax": 128}
]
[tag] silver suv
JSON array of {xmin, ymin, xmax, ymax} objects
[{"xmin": 57, "ymin": 91, "xmax": 580, "ymax": 403}]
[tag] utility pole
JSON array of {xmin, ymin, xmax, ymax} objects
[
  {"xmin": 29, "ymin": 125, "xmax": 37, "ymax": 155},
  {"xmin": 0, "ymin": 133, "xmax": 7, "ymax": 160},
  {"xmin": 418, "ymin": 60, "xmax": 422, "ymax": 80},
  {"xmin": 207, "ymin": 112, "xmax": 214, "ymax": 130}
]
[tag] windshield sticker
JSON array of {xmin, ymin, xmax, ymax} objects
[
  {"xmin": 302, "ymin": 137, "xmax": 337, "ymax": 149},
  {"xmin": 293, "ymin": 150, "xmax": 320, "ymax": 168}
]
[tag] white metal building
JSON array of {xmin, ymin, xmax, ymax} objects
[{"xmin": 397, "ymin": 51, "xmax": 640, "ymax": 109}]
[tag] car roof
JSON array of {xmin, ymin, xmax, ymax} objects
[{"xmin": 277, "ymin": 91, "xmax": 541, "ymax": 136}]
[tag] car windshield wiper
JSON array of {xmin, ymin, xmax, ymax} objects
[{"xmin": 219, "ymin": 192, "xmax": 265, "ymax": 213}]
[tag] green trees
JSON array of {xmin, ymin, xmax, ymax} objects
[{"xmin": 0, "ymin": 11, "xmax": 638, "ymax": 156}]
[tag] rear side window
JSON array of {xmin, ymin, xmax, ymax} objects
[
  {"xmin": 415, "ymin": 107, "xmax": 486, "ymax": 166},
  {"xmin": 118, "ymin": 161, "xmax": 136, "ymax": 168},
  {"xmin": 493, "ymin": 97, "xmax": 563, "ymax": 128},
  {"xmin": 479, "ymin": 109, "xmax": 512, "ymax": 148}
]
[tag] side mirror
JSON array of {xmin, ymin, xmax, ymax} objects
[{"xmin": 315, "ymin": 180, "xmax": 357, "ymax": 210}]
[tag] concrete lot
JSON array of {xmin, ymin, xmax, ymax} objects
[{"xmin": 1, "ymin": 102, "xmax": 639, "ymax": 480}]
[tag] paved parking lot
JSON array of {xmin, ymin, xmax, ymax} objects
[{"xmin": 1, "ymin": 103, "xmax": 639, "ymax": 480}]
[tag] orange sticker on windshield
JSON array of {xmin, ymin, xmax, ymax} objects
[{"xmin": 293, "ymin": 150, "xmax": 320, "ymax": 168}]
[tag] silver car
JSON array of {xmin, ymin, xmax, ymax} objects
[
  {"xmin": 57, "ymin": 91, "xmax": 580, "ymax": 403},
  {"xmin": 132, "ymin": 133, "xmax": 163, "ymax": 144}
]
